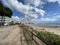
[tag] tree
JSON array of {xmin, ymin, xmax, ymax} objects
[
  {"xmin": 0, "ymin": 1, "xmax": 13, "ymax": 26},
  {"xmin": 0, "ymin": 1, "xmax": 4, "ymax": 15},
  {"xmin": 3, "ymin": 7, "xmax": 12, "ymax": 17}
]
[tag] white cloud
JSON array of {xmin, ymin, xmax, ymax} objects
[
  {"xmin": 40, "ymin": 18, "xmax": 57, "ymax": 22},
  {"xmin": 53, "ymin": 15, "xmax": 60, "ymax": 19},
  {"xmin": 34, "ymin": 8, "xmax": 45, "ymax": 16},
  {"xmin": 25, "ymin": 13, "xmax": 38, "ymax": 20},
  {"xmin": 5, "ymin": 0, "xmax": 33, "ymax": 14},
  {"xmin": 48, "ymin": 0, "xmax": 60, "ymax": 4},
  {"xmin": 1, "ymin": 0, "xmax": 11, "ymax": 9},
  {"xmin": 12, "ymin": 16, "xmax": 19, "ymax": 20},
  {"xmin": 31, "ymin": 17, "xmax": 57, "ymax": 24},
  {"xmin": 32, "ymin": 15, "xmax": 60, "ymax": 24},
  {"xmin": 2, "ymin": 0, "xmax": 46, "ymax": 20},
  {"xmin": 24, "ymin": 0, "xmax": 44, "ymax": 7},
  {"xmin": 12, "ymin": 16, "xmax": 20, "ymax": 21}
]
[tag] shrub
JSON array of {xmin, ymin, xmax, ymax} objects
[{"xmin": 33, "ymin": 30, "xmax": 60, "ymax": 45}]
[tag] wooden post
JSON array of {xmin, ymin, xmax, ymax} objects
[{"xmin": 32, "ymin": 30, "xmax": 33, "ymax": 40}]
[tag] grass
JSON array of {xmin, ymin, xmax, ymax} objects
[{"xmin": 33, "ymin": 30, "xmax": 60, "ymax": 45}]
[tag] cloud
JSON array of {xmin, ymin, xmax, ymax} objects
[
  {"xmin": 53, "ymin": 15, "xmax": 60, "ymax": 19},
  {"xmin": 12, "ymin": 16, "xmax": 19, "ymax": 20},
  {"xmin": 25, "ymin": 13, "xmax": 38, "ymax": 20},
  {"xmin": 24, "ymin": 0, "xmax": 44, "ymax": 7},
  {"xmin": 32, "ymin": 14, "xmax": 60, "ymax": 24},
  {"xmin": 2, "ymin": 0, "xmax": 46, "ymax": 20},
  {"xmin": 31, "ymin": 18, "xmax": 56, "ymax": 24},
  {"xmin": 1, "ymin": 0, "xmax": 12, "ymax": 9},
  {"xmin": 40, "ymin": 18, "xmax": 56, "ymax": 22},
  {"xmin": 47, "ymin": 0, "xmax": 60, "ymax": 4},
  {"xmin": 12, "ymin": 16, "xmax": 20, "ymax": 21},
  {"xmin": 6, "ymin": 0, "xmax": 33, "ymax": 14},
  {"xmin": 34, "ymin": 8, "xmax": 45, "ymax": 16}
]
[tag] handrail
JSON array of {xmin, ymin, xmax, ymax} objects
[
  {"xmin": 20, "ymin": 25, "xmax": 47, "ymax": 45},
  {"xmin": 25, "ymin": 28, "xmax": 48, "ymax": 45}
]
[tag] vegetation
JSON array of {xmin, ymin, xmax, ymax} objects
[
  {"xmin": 0, "ymin": 1, "xmax": 12, "ymax": 26},
  {"xmin": 20, "ymin": 25, "xmax": 60, "ymax": 45},
  {"xmin": 33, "ymin": 30, "xmax": 60, "ymax": 45},
  {"xmin": 0, "ymin": 1, "xmax": 12, "ymax": 17}
]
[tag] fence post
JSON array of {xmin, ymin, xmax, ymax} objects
[
  {"xmin": 32, "ymin": 30, "xmax": 33, "ymax": 40},
  {"xmin": 30, "ymin": 27, "xmax": 33, "ymax": 40}
]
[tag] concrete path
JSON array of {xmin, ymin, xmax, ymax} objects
[{"xmin": 0, "ymin": 25, "xmax": 27, "ymax": 45}]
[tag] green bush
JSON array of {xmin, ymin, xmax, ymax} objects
[{"xmin": 33, "ymin": 30, "xmax": 60, "ymax": 45}]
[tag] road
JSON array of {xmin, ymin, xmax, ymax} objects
[{"xmin": 0, "ymin": 25, "xmax": 27, "ymax": 45}]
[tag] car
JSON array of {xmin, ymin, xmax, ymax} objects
[{"xmin": 4, "ymin": 23, "xmax": 9, "ymax": 26}]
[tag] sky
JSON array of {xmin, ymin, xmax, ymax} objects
[{"xmin": 1, "ymin": 0, "xmax": 60, "ymax": 24}]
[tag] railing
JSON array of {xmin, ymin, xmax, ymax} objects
[{"xmin": 20, "ymin": 24, "xmax": 47, "ymax": 45}]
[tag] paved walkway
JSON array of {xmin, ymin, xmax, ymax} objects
[
  {"xmin": 0, "ymin": 25, "xmax": 47, "ymax": 45},
  {"xmin": 0, "ymin": 25, "xmax": 27, "ymax": 45}
]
